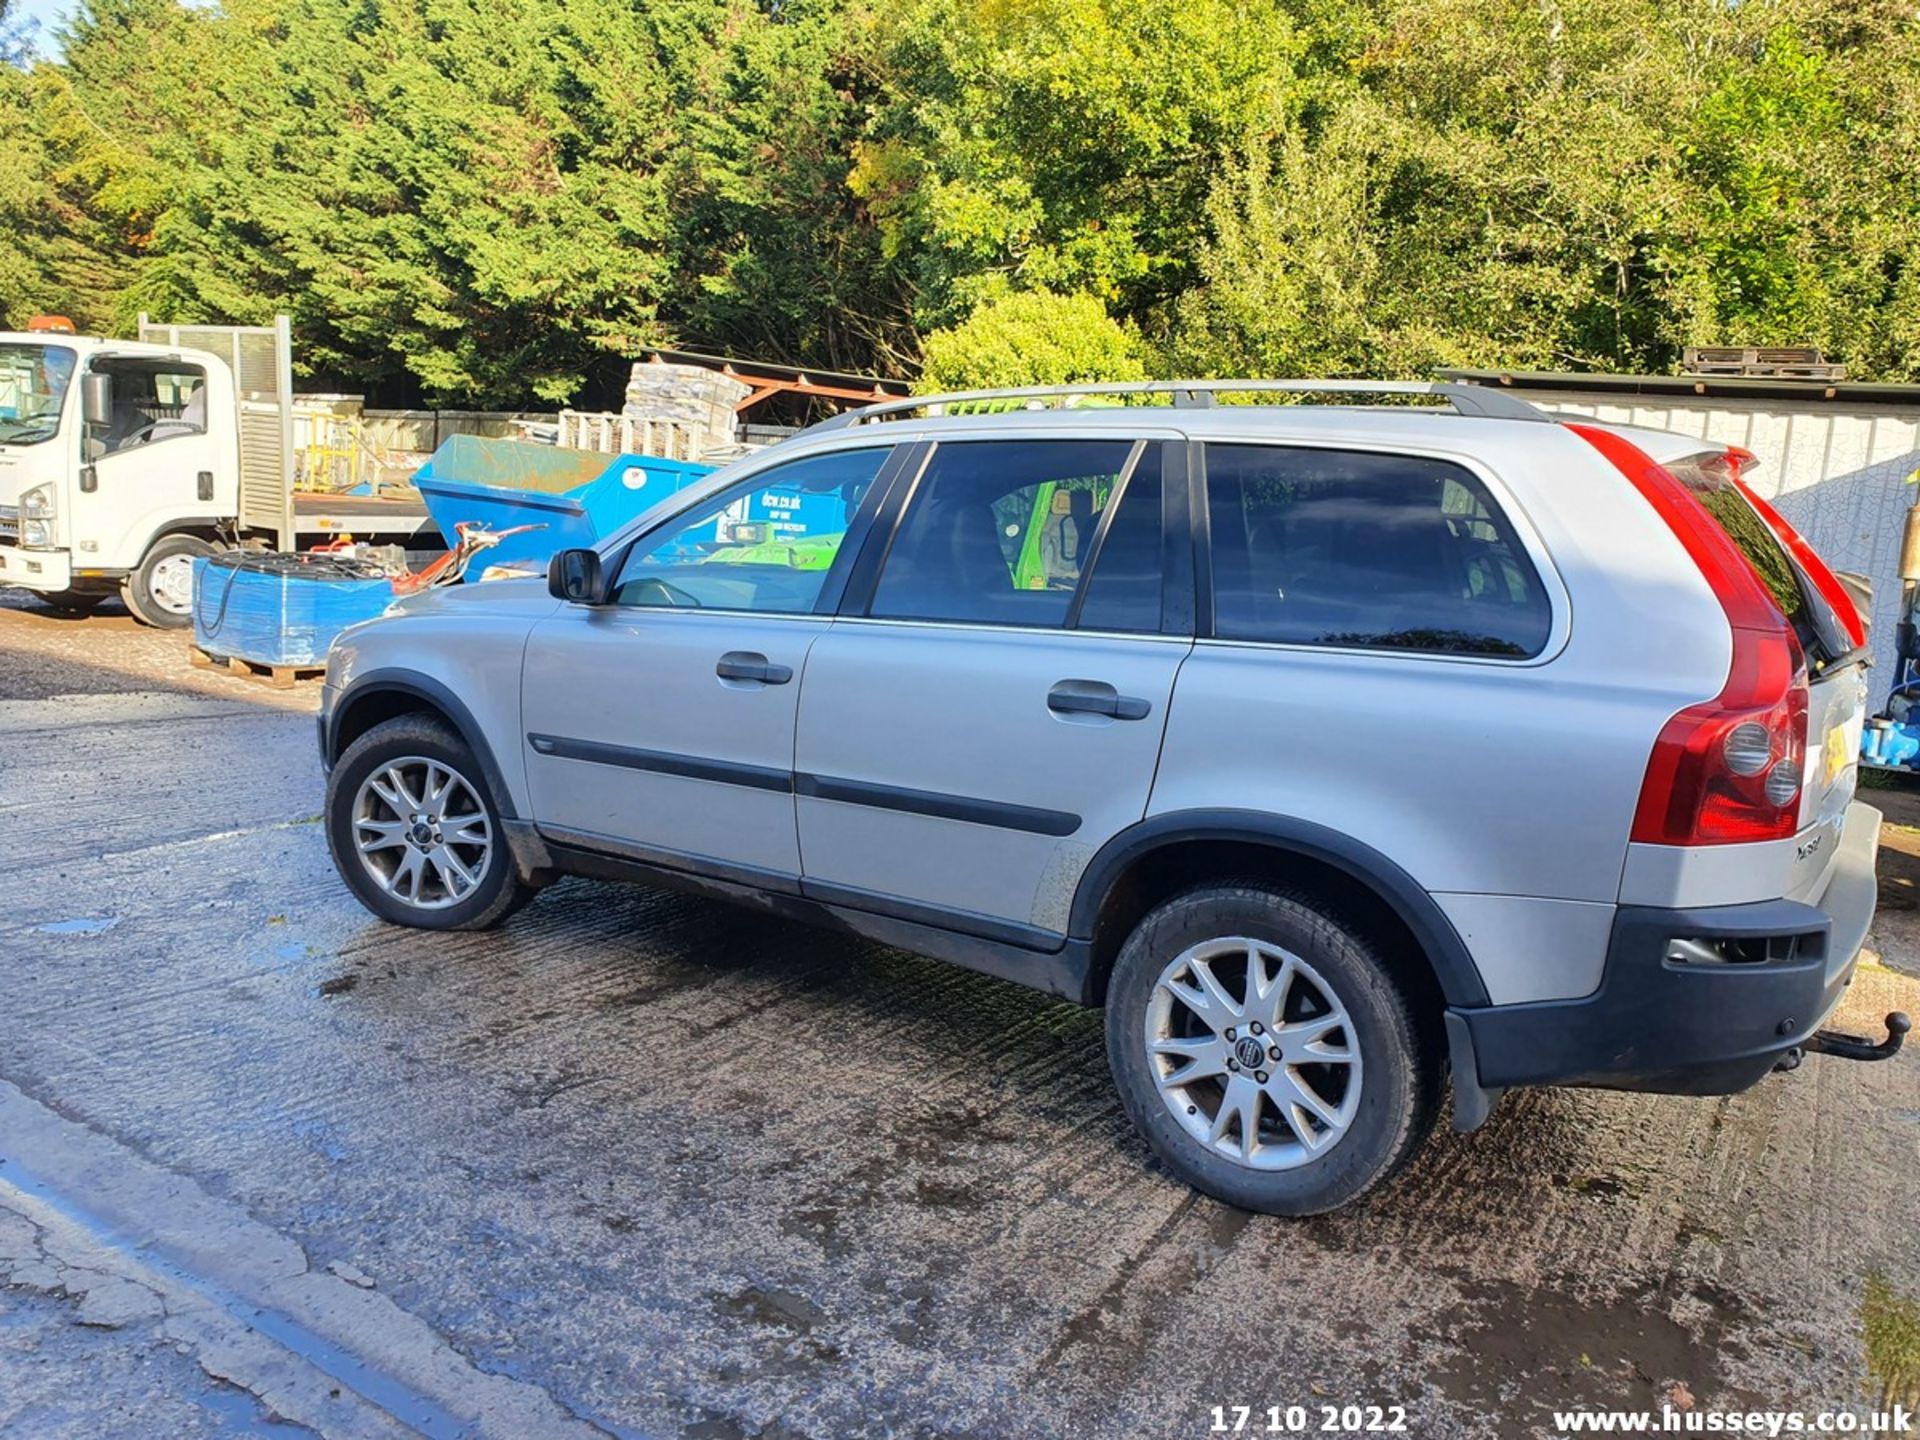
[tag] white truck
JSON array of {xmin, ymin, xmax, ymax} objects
[{"xmin": 0, "ymin": 316, "xmax": 431, "ymax": 626}]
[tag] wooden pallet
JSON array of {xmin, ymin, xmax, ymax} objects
[{"xmin": 189, "ymin": 645, "xmax": 324, "ymax": 689}]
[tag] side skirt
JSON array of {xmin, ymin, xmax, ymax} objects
[{"xmin": 538, "ymin": 834, "xmax": 1096, "ymax": 1004}]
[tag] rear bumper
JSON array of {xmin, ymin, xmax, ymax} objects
[{"xmin": 1453, "ymin": 801, "xmax": 1882, "ymax": 1097}]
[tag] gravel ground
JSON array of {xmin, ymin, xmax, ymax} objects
[{"xmin": 1, "ymin": 589, "xmax": 1916, "ymax": 1439}]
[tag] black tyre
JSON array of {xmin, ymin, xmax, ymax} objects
[
  {"xmin": 122, "ymin": 533, "xmax": 216, "ymax": 629},
  {"xmin": 324, "ymin": 714, "xmax": 534, "ymax": 931},
  {"xmin": 1105, "ymin": 884, "xmax": 1441, "ymax": 1216},
  {"xmin": 38, "ymin": 589, "xmax": 106, "ymax": 616}
]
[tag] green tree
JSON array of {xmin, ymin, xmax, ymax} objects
[
  {"xmin": 0, "ymin": 27, "xmax": 52, "ymax": 326},
  {"xmin": 1173, "ymin": 0, "xmax": 1920, "ymax": 380},
  {"xmin": 917, "ymin": 288, "xmax": 1144, "ymax": 391},
  {"xmin": 131, "ymin": 0, "xmax": 682, "ymax": 404},
  {"xmin": 668, "ymin": 0, "xmax": 917, "ymax": 374},
  {"xmin": 856, "ymin": 0, "xmax": 1308, "ymax": 333},
  {"xmin": 7, "ymin": 0, "xmax": 1920, "ymax": 397}
]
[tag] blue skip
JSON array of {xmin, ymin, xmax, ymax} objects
[{"xmin": 411, "ymin": 435, "xmax": 717, "ymax": 571}]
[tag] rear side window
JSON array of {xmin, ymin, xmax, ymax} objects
[
  {"xmin": 1205, "ymin": 444, "xmax": 1552, "ymax": 658},
  {"xmin": 868, "ymin": 438, "xmax": 1151, "ymax": 628}
]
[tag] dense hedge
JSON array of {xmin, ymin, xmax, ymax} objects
[{"xmin": 4, "ymin": 0, "xmax": 1916, "ymax": 404}]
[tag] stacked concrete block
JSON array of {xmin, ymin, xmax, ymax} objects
[{"xmin": 623, "ymin": 361, "xmax": 751, "ymax": 456}]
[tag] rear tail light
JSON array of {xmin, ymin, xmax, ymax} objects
[
  {"xmin": 1569, "ymin": 424, "xmax": 1809, "ymax": 845},
  {"xmin": 1630, "ymin": 624, "xmax": 1808, "ymax": 844}
]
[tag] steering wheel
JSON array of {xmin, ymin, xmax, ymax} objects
[{"xmin": 629, "ymin": 576, "xmax": 704, "ymax": 609}]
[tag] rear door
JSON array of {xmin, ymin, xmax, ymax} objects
[{"xmin": 793, "ymin": 433, "xmax": 1191, "ymax": 943}]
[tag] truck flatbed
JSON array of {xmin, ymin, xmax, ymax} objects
[{"xmin": 293, "ymin": 490, "xmax": 439, "ymax": 543}]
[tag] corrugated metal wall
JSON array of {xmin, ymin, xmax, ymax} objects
[{"xmin": 1530, "ymin": 391, "xmax": 1920, "ymax": 707}]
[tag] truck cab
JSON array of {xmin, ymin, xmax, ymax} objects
[{"xmin": 0, "ymin": 329, "xmax": 253, "ymax": 624}]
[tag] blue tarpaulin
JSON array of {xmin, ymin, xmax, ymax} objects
[{"xmin": 191, "ymin": 554, "xmax": 395, "ymax": 667}]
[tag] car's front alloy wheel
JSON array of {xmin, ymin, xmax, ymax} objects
[
  {"xmin": 325, "ymin": 714, "xmax": 534, "ymax": 931},
  {"xmin": 351, "ymin": 755, "xmax": 494, "ymax": 911}
]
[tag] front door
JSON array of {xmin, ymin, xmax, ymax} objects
[
  {"xmin": 794, "ymin": 435, "xmax": 1189, "ymax": 942},
  {"xmin": 521, "ymin": 444, "xmax": 896, "ymax": 884},
  {"xmin": 76, "ymin": 354, "xmax": 219, "ymax": 581}
]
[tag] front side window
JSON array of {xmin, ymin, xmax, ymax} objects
[
  {"xmin": 1205, "ymin": 444, "xmax": 1552, "ymax": 658},
  {"xmin": 868, "ymin": 439, "xmax": 1148, "ymax": 628},
  {"xmin": 611, "ymin": 446, "xmax": 891, "ymax": 613},
  {"xmin": 0, "ymin": 343, "xmax": 76, "ymax": 448},
  {"xmin": 95, "ymin": 359, "xmax": 209, "ymax": 458}
]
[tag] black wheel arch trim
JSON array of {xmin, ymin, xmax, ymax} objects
[
  {"xmin": 1067, "ymin": 808, "xmax": 1491, "ymax": 1008},
  {"xmin": 324, "ymin": 670, "xmax": 521, "ymax": 820}
]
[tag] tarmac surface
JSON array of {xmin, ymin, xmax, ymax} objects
[{"xmin": 1, "ymin": 590, "xmax": 1917, "ymax": 1439}]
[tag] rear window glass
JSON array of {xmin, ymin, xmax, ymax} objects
[
  {"xmin": 1205, "ymin": 444, "xmax": 1553, "ymax": 658},
  {"xmin": 1663, "ymin": 452, "xmax": 1836, "ymax": 658}
]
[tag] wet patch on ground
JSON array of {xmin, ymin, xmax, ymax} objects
[{"xmin": 1428, "ymin": 1276, "xmax": 1745, "ymax": 1423}]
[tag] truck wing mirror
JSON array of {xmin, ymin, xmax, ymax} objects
[
  {"xmin": 548, "ymin": 548, "xmax": 607, "ymax": 605},
  {"xmin": 81, "ymin": 372, "xmax": 112, "ymax": 429}
]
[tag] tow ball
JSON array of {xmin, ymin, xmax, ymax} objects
[
  {"xmin": 1805, "ymin": 1011, "xmax": 1911, "ymax": 1064},
  {"xmin": 1774, "ymin": 1012, "xmax": 1910, "ymax": 1074}
]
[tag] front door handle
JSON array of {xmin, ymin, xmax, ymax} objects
[
  {"xmin": 716, "ymin": 651, "xmax": 793, "ymax": 685},
  {"xmin": 1048, "ymin": 679, "xmax": 1151, "ymax": 721}
]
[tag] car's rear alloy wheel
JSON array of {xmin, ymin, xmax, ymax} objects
[
  {"xmin": 1146, "ymin": 937, "xmax": 1362, "ymax": 1170},
  {"xmin": 351, "ymin": 756, "xmax": 493, "ymax": 910},
  {"xmin": 1105, "ymin": 884, "xmax": 1440, "ymax": 1215}
]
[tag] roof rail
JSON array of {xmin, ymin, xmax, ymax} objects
[{"xmin": 808, "ymin": 378, "xmax": 1550, "ymax": 431}]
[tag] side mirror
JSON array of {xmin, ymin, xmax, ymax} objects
[
  {"xmin": 81, "ymin": 372, "xmax": 112, "ymax": 429},
  {"xmin": 548, "ymin": 548, "xmax": 607, "ymax": 605}
]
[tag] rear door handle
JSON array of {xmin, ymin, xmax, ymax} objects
[
  {"xmin": 716, "ymin": 651, "xmax": 793, "ymax": 685},
  {"xmin": 1048, "ymin": 679, "xmax": 1151, "ymax": 721}
]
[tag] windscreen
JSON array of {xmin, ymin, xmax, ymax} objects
[{"xmin": 0, "ymin": 343, "xmax": 77, "ymax": 447}]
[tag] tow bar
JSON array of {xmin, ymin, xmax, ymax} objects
[
  {"xmin": 1774, "ymin": 1012, "xmax": 1909, "ymax": 1074},
  {"xmin": 1806, "ymin": 1011, "xmax": 1911, "ymax": 1063}
]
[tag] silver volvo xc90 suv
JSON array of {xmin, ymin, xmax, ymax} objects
[{"xmin": 318, "ymin": 381, "xmax": 1902, "ymax": 1215}]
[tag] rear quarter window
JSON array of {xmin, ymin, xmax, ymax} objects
[{"xmin": 1204, "ymin": 444, "xmax": 1553, "ymax": 658}]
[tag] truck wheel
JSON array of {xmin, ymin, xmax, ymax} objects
[
  {"xmin": 122, "ymin": 533, "xmax": 215, "ymax": 629},
  {"xmin": 325, "ymin": 714, "xmax": 535, "ymax": 931},
  {"xmin": 1105, "ymin": 884, "xmax": 1441, "ymax": 1216}
]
